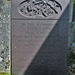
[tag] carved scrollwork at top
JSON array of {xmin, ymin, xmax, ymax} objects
[{"xmin": 18, "ymin": 0, "xmax": 62, "ymax": 18}]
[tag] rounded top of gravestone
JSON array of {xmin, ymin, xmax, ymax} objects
[{"xmin": 18, "ymin": 0, "xmax": 62, "ymax": 18}]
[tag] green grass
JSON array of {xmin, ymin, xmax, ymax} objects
[
  {"xmin": 67, "ymin": 52, "xmax": 75, "ymax": 75},
  {"xmin": 67, "ymin": 52, "xmax": 75, "ymax": 65},
  {"xmin": 0, "ymin": 73, "xmax": 11, "ymax": 75}
]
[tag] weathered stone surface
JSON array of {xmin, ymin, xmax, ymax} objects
[
  {"xmin": 0, "ymin": 1, "xmax": 10, "ymax": 73},
  {"xmin": 11, "ymin": 0, "xmax": 69, "ymax": 19},
  {"xmin": 12, "ymin": 19, "xmax": 68, "ymax": 75},
  {"xmin": 12, "ymin": 0, "xmax": 69, "ymax": 75}
]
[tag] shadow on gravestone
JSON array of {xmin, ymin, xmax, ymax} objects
[{"xmin": 23, "ymin": 4, "xmax": 69, "ymax": 75}]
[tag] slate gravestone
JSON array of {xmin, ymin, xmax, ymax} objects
[{"xmin": 11, "ymin": 0, "xmax": 69, "ymax": 75}]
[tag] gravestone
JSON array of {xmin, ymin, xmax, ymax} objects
[{"xmin": 11, "ymin": 0, "xmax": 69, "ymax": 75}]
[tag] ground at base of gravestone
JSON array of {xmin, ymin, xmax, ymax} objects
[{"xmin": 67, "ymin": 51, "xmax": 75, "ymax": 75}]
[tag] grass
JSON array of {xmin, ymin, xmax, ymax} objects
[
  {"xmin": 0, "ymin": 73, "xmax": 11, "ymax": 75},
  {"xmin": 67, "ymin": 52, "xmax": 75, "ymax": 65},
  {"xmin": 67, "ymin": 51, "xmax": 75, "ymax": 75}
]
